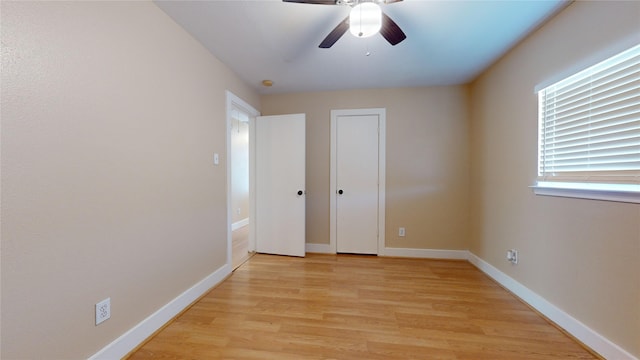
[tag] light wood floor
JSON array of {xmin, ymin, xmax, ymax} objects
[
  {"xmin": 231, "ymin": 225, "xmax": 251, "ymax": 270},
  {"xmin": 127, "ymin": 254, "xmax": 599, "ymax": 360}
]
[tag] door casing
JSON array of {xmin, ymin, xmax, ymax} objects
[{"xmin": 330, "ymin": 108, "xmax": 386, "ymax": 255}]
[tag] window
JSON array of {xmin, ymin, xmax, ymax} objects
[{"xmin": 535, "ymin": 44, "xmax": 640, "ymax": 203}]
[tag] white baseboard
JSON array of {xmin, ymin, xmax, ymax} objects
[
  {"xmin": 467, "ymin": 252, "xmax": 637, "ymax": 360},
  {"xmin": 88, "ymin": 263, "xmax": 232, "ymax": 360},
  {"xmin": 231, "ymin": 218, "xmax": 249, "ymax": 231},
  {"xmin": 305, "ymin": 243, "xmax": 332, "ymax": 254},
  {"xmin": 304, "ymin": 245, "xmax": 470, "ymax": 260},
  {"xmin": 380, "ymin": 247, "xmax": 469, "ymax": 259}
]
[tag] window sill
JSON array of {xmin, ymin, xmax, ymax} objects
[{"xmin": 531, "ymin": 182, "xmax": 640, "ymax": 204}]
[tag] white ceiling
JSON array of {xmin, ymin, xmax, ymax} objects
[{"xmin": 155, "ymin": 0, "xmax": 569, "ymax": 94}]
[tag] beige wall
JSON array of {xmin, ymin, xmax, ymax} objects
[
  {"xmin": 261, "ymin": 86, "xmax": 470, "ymax": 250},
  {"xmin": 469, "ymin": 1, "xmax": 640, "ymax": 357},
  {"xmin": 0, "ymin": 1, "xmax": 259, "ymax": 358}
]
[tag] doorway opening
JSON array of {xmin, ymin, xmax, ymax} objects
[{"xmin": 226, "ymin": 91, "xmax": 259, "ymax": 270}]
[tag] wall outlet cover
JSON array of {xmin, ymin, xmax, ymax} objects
[{"xmin": 96, "ymin": 298, "xmax": 111, "ymax": 325}]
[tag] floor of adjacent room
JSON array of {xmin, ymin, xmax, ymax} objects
[
  {"xmin": 126, "ymin": 253, "xmax": 600, "ymax": 359},
  {"xmin": 231, "ymin": 224, "xmax": 252, "ymax": 270}
]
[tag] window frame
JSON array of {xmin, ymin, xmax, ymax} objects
[
  {"xmin": 531, "ymin": 182, "xmax": 639, "ymax": 204},
  {"xmin": 533, "ymin": 44, "xmax": 640, "ymax": 204}
]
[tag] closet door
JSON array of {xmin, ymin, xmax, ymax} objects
[{"xmin": 332, "ymin": 109, "xmax": 385, "ymax": 254}]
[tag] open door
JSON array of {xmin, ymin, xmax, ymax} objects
[{"xmin": 255, "ymin": 114, "xmax": 306, "ymax": 257}]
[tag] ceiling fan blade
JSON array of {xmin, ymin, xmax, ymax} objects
[
  {"xmin": 380, "ymin": 12, "xmax": 406, "ymax": 46},
  {"xmin": 319, "ymin": 16, "xmax": 349, "ymax": 48},
  {"xmin": 282, "ymin": 0, "xmax": 337, "ymax": 4},
  {"xmin": 382, "ymin": 0, "xmax": 403, "ymax": 3}
]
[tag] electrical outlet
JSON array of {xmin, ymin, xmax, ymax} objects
[
  {"xmin": 398, "ymin": 227, "xmax": 406, "ymax": 237},
  {"xmin": 506, "ymin": 249, "xmax": 519, "ymax": 265},
  {"xmin": 95, "ymin": 298, "xmax": 111, "ymax": 325}
]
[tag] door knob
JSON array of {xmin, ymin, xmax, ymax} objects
[
  {"xmin": 338, "ymin": 189, "xmax": 344, "ymax": 195},
  {"xmin": 297, "ymin": 190, "xmax": 304, "ymax": 196}
]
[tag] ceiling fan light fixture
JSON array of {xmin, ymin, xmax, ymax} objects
[{"xmin": 349, "ymin": 3, "xmax": 382, "ymax": 38}]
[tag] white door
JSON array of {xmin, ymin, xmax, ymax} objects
[
  {"xmin": 255, "ymin": 114, "xmax": 306, "ymax": 257},
  {"xmin": 332, "ymin": 109, "xmax": 385, "ymax": 254}
]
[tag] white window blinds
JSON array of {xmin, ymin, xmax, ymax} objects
[{"xmin": 538, "ymin": 44, "xmax": 640, "ymax": 185}]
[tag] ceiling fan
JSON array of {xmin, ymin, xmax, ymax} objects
[{"xmin": 283, "ymin": 0, "xmax": 407, "ymax": 48}]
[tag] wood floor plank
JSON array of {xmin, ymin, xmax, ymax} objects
[{"xmin": 127, "ymin": 253, "xmax": 600, "ymax": 360}]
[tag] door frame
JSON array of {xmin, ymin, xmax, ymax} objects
[
  {"xmin": 329, "ymin": 108, "xmax": 386, "ymax": 255},
  {"xmin": 226, "ymin": 91, "xmax": 259, "ymax": 267}
]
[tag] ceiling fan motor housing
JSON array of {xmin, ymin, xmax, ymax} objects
[
  {"xmin": 283, "ymin": 0, "xmax": 406, "ymax": 48},
  {"xmin": 349, "ymin": 2, "xmax": 382, "ymax": 38},
  {"xmin": 338, "ymin": 0, "xmax": 389, "ymax": 5}
]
